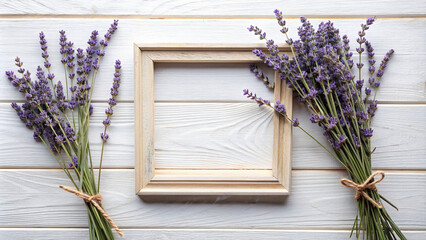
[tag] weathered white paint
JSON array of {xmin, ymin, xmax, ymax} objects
[
  {"xmin": 1, "ymin": 229, "xmax": 425, "ymax": 240},
  {"xmin": 0, "ymin": 0, "xmax": 425, "ymax": 17},
  {"xmin": 0, "ymin": 170, "xmax": 425, "ymax": 229},
  {"xmin": 0, "ymin": 2, "xmax": 425, "ymax": 239},
  {"xmin": 155, "ymin": 102, "xmax": 275, "ymax": 169},
  {"xmin": 0, "ymin": 19, "xmax": 425, "ymax": 102},
  {"xmin": 0, "ymin": 103, "xmax": 424, "ymax": 169}
]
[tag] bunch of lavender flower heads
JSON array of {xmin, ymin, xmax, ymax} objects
[
  {"xmin": 245, "ymin": 10, "xmax": 402, "ymax": 240},
  {"xmin": 6, "ymin": 58, "xmax": 72, "ymax": 153},
  {"xmin": 5, "ymin": 20, "xmax": 122, "ymax": 240}
]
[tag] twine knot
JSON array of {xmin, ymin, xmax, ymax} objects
[
  {"xmin": 60, "ymin": 185, "xmax": 124, "ymax": 237},
  {"xmin": 340, "ymin": 171, "xmax": 385, "ymax": 209},
  {"xmin": 86, "ymin": 194, "xmax": 102, "ymax": 203}
]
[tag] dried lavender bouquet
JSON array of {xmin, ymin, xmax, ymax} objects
[
  {"xmin": 244, "ymin": 10, "xmax": 405, "ymax": 239},
  {"xmin": 5, "ymin": 20, "xmax": 123, "ymax": 239}
]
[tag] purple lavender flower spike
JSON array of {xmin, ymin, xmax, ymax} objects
[
  {"xmin": 257, "ymin": 97, "xmax": 265, "ymax": 106},
  {"xmin": 292, "ymin": 118, "xmax": 299, "ymax": 127},
  {"xmin": 247, "ymin": 24, "xmax": 267, "ymax": 40},
  {"xmin": 68, "ymin": 99, "xmax": 77, "ymax": 110},
  {"xmin": 327, "ymin": 117, "xmax": 338, "ymax": 131},
  {"xmin": 366, "ymin": 17, "xmax": 375, "ymax": 25},
  {"xmin": 377, "ymin": 49, "xmax": 394, "ymax": 79},
  {"xmin": 361, "ymin": 128, "xmax": 374, "ymax": 137},
  {"xmin": 252, "ymin": 49, "xmax": 266, "ymax": 60},
  {"xmin": 59, "ymin": 30, "xmax": 68, "ymax": 53},
  {"xmin": 274, "ymin": 9, "xmax": 286, "ymax": 27},
  {"xmin": 243, "ymin": 89, "xmax": 272, "ymax": 107},
  {"xmin": 66, "ymin": 42, "xmax": 75, "ymax": 70},
  {"xmin": 68, "ymin": 156, "xmax": 78, "ymax": 168},
  {"xmin": 76, "ymin": 48, "xmax": 84, "ymax": 59},
  {"xmin": 39, "ymin": 32, "xmax": 51, "ymax": 69},
  {"xmin": 274, "ymin": 100, "xmax": 286, "ymax": 114},
  {"xmin": 92, "ymin": 57, "xmax": 100, "ymax": 70},
  {"xmin": 88, "ymin": 30, "xmax": 98, "ymax": 47},
  {"xmin": 56, "ymin": 81, "xmax": 67, "ymax": 112},
  {"xmin": 101, "ymin": 19, "xmax": 119, "ymax": 48},
  {"xmin": 89, "ymin": 104, "xmax": 94, "ymax": 116},
  {"xmin": 365, "ymin": 88, "xmax": 372, "ymax": 95},
  {"xmin": 15, "ymin": 57, "xmax": 23, "ymax": 67},
  {"xmin": 64, "ymin": 123, "xmax": 75, "ymax": 141},
  {"xmin": 249, "ymin": 64, "xmax": 273, "ymax": 88},
  {"xmin": 103, "ymin": 119, "xmax": 111, "ymax": 127},
  {"xmin": 333, "ymin": 135, "xmax": 348, "ymax": 149},
  {"xmin": 310, "ymin": 114, "xmax": 325, "ymax": 123},
  {"xmin": 11, "ymin": 102, "xmax": 26, "ymax": 122},
  {"xmin": 99, "ymin": 59, "xmax": 122, "ymax": 141},
  {"xmin": 105, "ymin": 107, "xmax": 113, "ymax": 116},
  {"xmin": 100, "ymin": 133, "xmax": 109, "ymax": 142},
  {"xmin": 356, "ymin": 79, "xmax": 364, "ymax": 90},
  {"xmin": 55, "ymin": 135, "xmax": 64, "ymax": 144},
  {"xmin": 307, "ymin": 88, "xmax": 318, "ymax": 99}
]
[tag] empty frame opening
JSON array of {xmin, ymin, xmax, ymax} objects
[{"xmin": 154, "ymin": 63, "xmax": 275, "ymax": 170}]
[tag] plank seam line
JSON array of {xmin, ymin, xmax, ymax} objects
[
  {"xmin": 0, "ymin": 227, "xmax": 425, "ymax": 231},
  {"xmin": 0, "ymin": 15, "xmax": 425, "ymax": 20},
  {"xmin": 0, "ymin": 99, "xmax": 134, "ymax": 104},
  {"xmin": 1, "ymin": 100, "xmax": 425, "ymax": 104},
  {"xmin": 1, "ymin": 168, "xmax": 426, "ymax": 173}
]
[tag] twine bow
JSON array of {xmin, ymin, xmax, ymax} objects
[
  {"xmin": 60, "ymin": 185, "xmax": 124, "ymax": 237},
  {"xmin": 340, "ymin": 171, "xmax": 385, "ymax": 209}
]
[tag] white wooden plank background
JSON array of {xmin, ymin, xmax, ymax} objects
[
  {"xmin": 1, "ymin": 229, "xmax": 425, "ymax": 240},
  {"xmin": 0, "ymin": 170, "xmax": 425, "ymax": 228},
  {"xmin": 1, "ymin": 103, "xmax": 424, "ymax": 170},
  {"xmin": 1, "ymin": 19, "xmax": 425, "ymax": 102},
  {"xmin": 1, "ymin": 0, "xmax": 425, "ymax": 17},
  {"xmin": 0, "ymin": 1, "xmax": 425, "ymax": 239}
]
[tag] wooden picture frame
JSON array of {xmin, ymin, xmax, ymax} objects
[{"xmin": 134, "ymin": 43, "xmax": 293, "ymax": 196}]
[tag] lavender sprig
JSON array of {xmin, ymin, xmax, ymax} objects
[
  {"xmin": 98, "ymin": 59, "xmax": 121, "ymax": 191},
  {"xmin": 249, "ymin": 64, "xmax": 273, "ymax": 88}
]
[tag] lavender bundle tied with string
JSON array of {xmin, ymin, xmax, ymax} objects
[
  {"xmin": 6, "ymin": 20, "xmax": 123, "ymax": 239},
  {"xmin": 244, "ymin": 10, "xmax": 404, "ymax": 239}
]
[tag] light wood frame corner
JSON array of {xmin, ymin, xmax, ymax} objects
[{"xmin": 134, "ymin": 43, "xmax": 293, "ymax": 196}]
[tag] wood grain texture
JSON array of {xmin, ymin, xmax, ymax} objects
[
  {"xmin": 1, "ymin": 229, "xmax": 425, "ymax": 240},
  {"xmin": 0, "ymin": 19, "xmax": 424, "ymax": 102},
  {"xmin": 272, "ymin": 73, "xmax": 293, "ymax": 190},
  {"xmin": 291, "ymin": 103, "xmax": 426, "ymax": 170},
  {"xmin": 0, "ymin": 103, "xmax": 424, "ymax": 170},
  {"xmin": 147, "ymin": 50, "xmax": 265, "ymax": 62},
  {"xmin": 134, "ymin": 43, "xmax": 143, "ymax": 193},
  {"xmin": 0, "ymin": 170, "xmax": 424, "ymax": 229},
  {"xmin": 139, "ymin": 182, "xmax": 288, "ymax": 196},
  {"xmin": 151, "ymin": 169, "xmax": 276, "ymax": 182},
  {"xmin": 139, "ymin": 51, "xmax": 155, "ymax": 191},
  {"xmin": 137, "ymin": 43, "xmax": 289, "ymax": 51},
  {"xmin": 1, "ymin": 0, "xmax": 425, "ymax": 17},
  {"xmin": 0, "ymin": 102, "xmax": 134, "ymax": 168},
  {"xmin": 154, "ymin": 62, "xmax": 276, "ymax": 102},
  {"xmin": 154, "ymin": 102, "xmax": 274, "ymax": 169}
]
